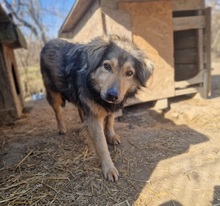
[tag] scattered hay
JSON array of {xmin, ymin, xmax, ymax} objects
[
  {"xmin": 0, "ymin": 132, "xmax": 147, "ymax": 206},
  {"xmin": 0, "ymin": 99, "xmax": 211, "ymax": 205}
]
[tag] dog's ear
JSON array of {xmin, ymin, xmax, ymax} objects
[
  {"xmin": 135, "ymin": 56, "xmax": 154, "ymax": 87},
  {"xmin": 86, "ymin": 36, "xmax": 111, "ymax": 71}
]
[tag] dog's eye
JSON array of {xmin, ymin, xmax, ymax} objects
[
  {"xmin": 125, "ymin": 70, "xmax": 134, "ymax": 77},
  {"xmin": 103, "ymin": 63, "xmax": 112, "ymax": 72}
]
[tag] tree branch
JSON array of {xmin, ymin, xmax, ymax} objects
[{"xmin": 3, "ymin": 0, "xmax": 39, "ymax": 37}]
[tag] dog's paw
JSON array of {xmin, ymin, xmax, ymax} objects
[
  {"xmin": 107, "ymin": 134, "xmax": 121, "ymax": 145},
  {"xmin": 58, "ymin": 128, "xmax": 67, "ymax": 135},
  {"xmin": 103, "ymin": 165, "xmax": 119, "ymax": 181}
]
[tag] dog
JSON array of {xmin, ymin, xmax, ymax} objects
[{"xmin": 40, "ymin": 35, "xmax": 153, "ymax": 181}]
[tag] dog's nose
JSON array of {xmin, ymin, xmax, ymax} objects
[{"xmin": 106, "ymin": 89, "xmax": 118, "ymax": 102}]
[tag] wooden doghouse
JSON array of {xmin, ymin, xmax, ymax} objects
[
  {"xmin": 0, "ymin": 5, "xmax": 27, "ymax": 125},
  {"xmin": 59, "ymin": 0, "xmax": 211, "ymax": 109}
]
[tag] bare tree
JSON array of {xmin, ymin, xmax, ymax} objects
[
  {"xmin": 3, "ymin": 0, "xmax": 64, "ymax": 42},
  {"xmin": 3, "ymin": 0, "xmax": 47, "ymax": 43},
  {"xmin": 2, "ymin": 0, "xmax": 64, "ymax": 96}
]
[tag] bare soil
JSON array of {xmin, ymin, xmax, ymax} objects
[{"xmin": 0, "ymin": 60, "xmax": 220, "ymax": 206}]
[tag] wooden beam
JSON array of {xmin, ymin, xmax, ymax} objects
[
  {"xmin": 197, "ymin": 11, "xmax": 204, "ymax": 72},
  {"xmin": 204, "ymin": 7, "xmax": 212, "ymax": 97},
  {"xmin": 196, "ymin": 10, "xmax": 206, "ymax": 98},
  {"xmin": 173, "ymin": 16, "xmax": 205, "ymax": 31},
  {"xmin": 172, "ymin": 0, "xmax": 205, "ymax": 11},
  {"xmin": 175, "ymin": 87, "xmax": 202, "ymax": 96}
]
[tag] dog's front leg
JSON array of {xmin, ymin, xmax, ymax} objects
[
  {"xmin": 105, "ymin": 113, "xmax": 121, "ymax": 145},
  {"xmin": 86, "ymin": 115, "xmax": 119, "ymax": 181}
]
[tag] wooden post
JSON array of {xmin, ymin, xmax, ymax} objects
[
  {"xmin": 204, "ymin": 7, "xmax": 212, "ymax": 97},
  {"xmin": 196, "ymin": 10, "xmax": 205, "ymax": 98}
]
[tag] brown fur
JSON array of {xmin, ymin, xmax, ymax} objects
[{"xmin": 40, "ymin": 35, "xmax": 153, "ymax": 181}]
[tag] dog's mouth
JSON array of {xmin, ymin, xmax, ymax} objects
[
  {"xmin": 101, "ymin": 93, "xmax": 122, "ymax": 104},
  {"xmin": 104, "ymin": 99, "xmax": 121, "ymax": 104}
]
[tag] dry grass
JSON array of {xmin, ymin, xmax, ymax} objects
[
  {"xmin": 1, "ymin": 97, "xmax": 217, "ymax": 205},
  {"xmin": 0, "ymin": 127, "xmax": 146, "ymax": 206},
  {"xmin": 0, "ymin": 121, "xmax": 198, "ymax": 206}
]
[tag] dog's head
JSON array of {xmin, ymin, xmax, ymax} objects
[{"xmin": 85, "ymin": 35, "xmax": 154, "ymax": 104}]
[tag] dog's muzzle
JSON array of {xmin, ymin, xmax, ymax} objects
[{"xmin": 105, "ymin": 88, "xmax": 119, "ymax": 103}]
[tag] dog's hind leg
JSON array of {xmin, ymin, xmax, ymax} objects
[
  {"xmin": 46, "ymin": 90, "xmax": 67, "ymax": 134},
  {"xmin": 105, "ymin": 113, "xmax": 121, "ymax": 145}
]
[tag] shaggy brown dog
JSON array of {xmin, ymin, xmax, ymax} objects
[{"xmin": 40, "ymin": 35, "xmax": 153, "ymax": 181}]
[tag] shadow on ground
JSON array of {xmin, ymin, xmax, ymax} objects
[
  {"xmin": 212, "ymin": 185, "xmax": 220, "ymax": 205},
  {"xmin": 0, "ymin": 99, "xmax": 210, "ymax": 205}
]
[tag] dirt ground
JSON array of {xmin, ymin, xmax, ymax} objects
[{"xmin": 0, "ymin": 59, "xmax": 220, "ymax": 206}]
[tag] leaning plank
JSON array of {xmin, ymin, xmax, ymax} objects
[
  {"xmin": 175, "ymin": 64, "xmax": 198, "ymax": 81},
  {"xmin": 173, "ymin": 16, "xmax": 205, "ymax": 31},
  {"xmin": 175, "ymin": 70, "xmax": 204, "ymax": 88}
]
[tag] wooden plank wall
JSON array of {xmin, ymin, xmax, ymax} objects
[
  {"xmin": 0, "ymin": 45, "xmax": 13, "ymax": 110},
  {"xmin": 173, "ymin": 1, "xmax": 211, "ymax": 98},
  {"xmin": 67, "ymin": 0, "xmax": 209, "ymax": 99},
  {"xmin": 100, "ymin": 0, "xmax": 209, "ymax": 99},
  {"xmin": 0, "ymin": 44, "xmax": 23, "ymax": 124},
  {"xmin": 119, "ymin": 1, "xmax": 175, "ymax": 104},
  {"xmin": 174, "ymin": 29, "xmax": 199, "ymax": 81},
  {"xmin": 2, "ymin": 45, "xmax": 24, "ymax": 117}
]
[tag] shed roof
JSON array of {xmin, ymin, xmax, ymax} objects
[
  {"xmin": 0, "ymin": 4, "xmax": 27, "ymax": 49},
  {"xmin": 58, "ymin": 0, "xmax": 94, "ymax": 37}
]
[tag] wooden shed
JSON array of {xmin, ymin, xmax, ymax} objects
[
  {"xmin": 58, "ymin": 0, "xmax": 211, "ymax": 109},
  {"xmin": 0, "ymin": 5, "xmax": 27, "ymax": 125}
]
